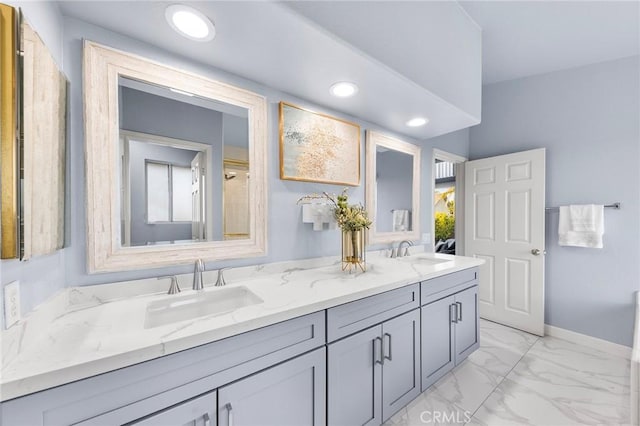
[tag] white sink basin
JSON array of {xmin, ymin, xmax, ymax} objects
[
  {"xmin": 397, "ymin": 255, "xmax": 453, "ymax": 266},
  {"xmin": 144, "ymin": 286, "xmax": 263, "ymax": 329}
]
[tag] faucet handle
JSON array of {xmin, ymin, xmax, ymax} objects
[
  {"xmin": 215, "ymin": 267, "xmax": 228, "ymax": 287},
  {"xmin": 193, "ymin": 259, "xmax": 205, "ymax": 291},
  {"xmin": 158, "ymin": 276, "xmax": 181, "ymax": 295},
  {"xmin": 404, "ymin": 241, "xmax": 414, "ymax": 257}
]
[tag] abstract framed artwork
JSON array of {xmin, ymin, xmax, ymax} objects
[{"xmin": 279, "ymin": 101, "xmax": 360, "ymax": 186}]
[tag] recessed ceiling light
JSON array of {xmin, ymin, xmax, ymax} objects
[
  {"xmin": 406, "ymin": 117, "xmax": 429, "ymax": 127},
  {"xmin": 330, "ymin": 82, "xmax": 358, "ymax": 98},
  {"xmin": 166, "ymin": 5, "xmax": 215, "ymax": 42}
]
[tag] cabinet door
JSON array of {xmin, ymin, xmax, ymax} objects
[
  {"xmin": 381, "ymin": 309, "xmax": 421, "ymax": 422},
  {"xmin": 454, "ymin": 286, "xmax": 479, "ymax": 364},
  {"xmin": 328, "ymin": 325, "xmax": 382, "ymax": 426},
  {"xmin": 421, "ymin": 294, "xmax": 456, "ymax": 391},
  {"xmin": 129, "ymin": 391, "xmax": 216, "ymax": 426},
  {"xmin": 218, "ymin": 348, "xmax": 325, "ymax": 426}
]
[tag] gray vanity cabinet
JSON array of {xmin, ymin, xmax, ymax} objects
[
  {"xmin": 328, "ymin": 325, "xmax": 382, "ymax": 426},
  {"xmin": 217, "ymin": 348, "xmax": 326, "ymax": 426},
  {"xmin": 129, "ymin": 391, "xmax": 217, "ymax": 426},
  {"xmin": 453, "ymin": 285, "xmax": 479, "ymax": 364},
  {"xmin": 420, "ymin": 272, "xmax": 479, "ymax": 391},
  {"xmin": 421, "ymin": 294, "xmax": 456, "ymax": 390},
  {"xmin": 327, "ymin": 309, "xmax": 421, "ymax": 426},
  {"xmin": 380, "ymin": 309, "xmax": 421, "ymax": 421}
]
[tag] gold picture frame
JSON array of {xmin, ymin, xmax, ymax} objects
[{"xmin": 279, "ymin": 101, "xmax": 361, "ymax": 186}]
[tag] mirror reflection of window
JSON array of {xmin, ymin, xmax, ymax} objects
[
  {"xmin": 145, "ymin": 162, "xmax": 193, "ymax": 223},
  {"xmin": 117, "ymin": 76, "xmax": 250, "ymax": 247}
]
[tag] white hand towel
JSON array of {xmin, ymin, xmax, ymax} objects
[
  {"xmin": 558, "ymin": 204, "xmax": 604, "ymax": 248},
  {"xmin": 393, "ymin": 210, "xmax": 409, "ymax": 232},
  {"xmin": 569, "ymin": 204, "xmax": 596, "ymax": 232}
]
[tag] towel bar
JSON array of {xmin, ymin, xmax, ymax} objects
[{"xmin": 545, "ymin": 202, "xmax": 620, "ymax": 212}]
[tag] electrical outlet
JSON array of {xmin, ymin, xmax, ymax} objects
[
  {"xmin": 422, "ymin": 233, "xmax": 432, "ymax": 244},
  {"xmin": 4, "ymin": 281, "xmax": 21, "ymax": 329}
]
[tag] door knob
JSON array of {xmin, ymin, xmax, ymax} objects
[{"xmin": 531, "ymin": 249, "xmax": 545, "ymax": 256}]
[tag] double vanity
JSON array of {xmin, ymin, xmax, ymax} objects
[
  {"xmin": 1, "ymin": 253, "xmax": 482, "ymax": 425},
  {"xmin": 0, "ymin": 6, "xmax": 484, "ymax": 425}
]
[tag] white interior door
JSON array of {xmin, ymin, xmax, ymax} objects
[{"xmin": 464, "ymin": 148, "xmax": 546, "ymax": 336}]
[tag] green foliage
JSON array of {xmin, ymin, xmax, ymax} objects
[{"xmin": 435, "ymin": 200, "xmax": 455, "ymax": 242}]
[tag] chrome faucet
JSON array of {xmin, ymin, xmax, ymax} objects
[
  {"xmin": 193, "ymin": 259, "xmax": 205, "ymax": 291},
  {"xmin": 397, "ymin": 240, "xmax": 414, "ymax": 258},
  {"xmin": 215, "ymin": 267, "xmax": 228, "ymax": 287},
  {"xmin": 158, "ymin": 276, "xmax": 181, "ymax": 295}
]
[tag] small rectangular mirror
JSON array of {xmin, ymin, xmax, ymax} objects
[{"xmin": 366, "ymin": 130, "xmax": 421, "ymax": 244}]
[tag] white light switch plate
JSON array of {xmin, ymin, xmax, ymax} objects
[{"xmin": 4, "ymin": 281, "xmax": 21, "ymax": 328}]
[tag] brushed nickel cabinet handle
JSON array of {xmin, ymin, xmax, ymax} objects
[
  {"xmin": 383, "ymin": 333, "xmax": 392, "ymax": 361},
  {"xmin": 456, "ymin": 301, "xmax": 463, "ymax": 321},
  {"xmin": 373, "ymin": 337, "xmax": 384, "ymax": 365},
  {"xmin": 226, "ymin": 403, "xmax": 233, "ymax": 426}
]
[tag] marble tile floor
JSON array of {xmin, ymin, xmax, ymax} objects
[{"xmin": 385, "ymin": 319, "xmax": 631, "ymax": 426}]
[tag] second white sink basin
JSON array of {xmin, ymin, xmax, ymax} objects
[
  {"xmin": 144, "ymin": 286, "xmax": 263, "ymax": 329},
  {"xmin": 397, "ymin": 255, "xmax": 453, "ymax": 266}
]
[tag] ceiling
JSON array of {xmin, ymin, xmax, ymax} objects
[
  {"xmin": 459, "ymin": 0, "xmax": 640, "ymax": 84},
  {"xmin": 56, "ymin": 1, "xmax": 481, "ymax": 140},
  {"xmin": 56, "ymin": 1, "xmax": 639, "ymax": 139}
]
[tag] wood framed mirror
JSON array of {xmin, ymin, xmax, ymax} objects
[
  {"xmin": 1, "ymin": 5, "xmax": 67, "ymax": 260},
  {"xmin": 365, "ymin": 130, "xmax": 421, "ymax": 244},
  {"xmin": 83, "ymin": 41, "xmax": 267, "ymax": 272}
]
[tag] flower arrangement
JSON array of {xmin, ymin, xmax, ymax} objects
[
  {"xmin": 298, "ymin": 189, "xmax": 372, "ymax": 272},
  {"xmin": 298, "ymin": 188, "xmax": 372, "ymax": 232}
]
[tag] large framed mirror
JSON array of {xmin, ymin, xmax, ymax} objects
[
  {"xmin": 1, "ymin": 5, "xmax": 67, "ymax": 260},
  {"xmin": 365, "ymin": 130, "xmax": 421, "ymax": 244},
  {"xmin": 84, "ymin": 41, "xmax": 267, "ymax": 273}
]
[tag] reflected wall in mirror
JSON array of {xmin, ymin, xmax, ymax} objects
[
  {"xmin": 117, "ymin": 77, "xmax": 250, "ymax": 247},
  {"xmin": 375, "ymin": 147, "xmax": 414, "ymax": 233},
  {"xmin": 365, "ymin": 131, "xmax": 421, "ymax": 244},
  {"xmin": 84, "ymin": 41, "xmax": 267, "ymax": 272},
  {"xmin": 1, "ymin": 5, "xmax": 67, "ymax": 260}
]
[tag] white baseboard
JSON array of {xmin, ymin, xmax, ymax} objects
[{"xmin": 544, "ymin": 324, "xmax": 632, "ymax": 360}]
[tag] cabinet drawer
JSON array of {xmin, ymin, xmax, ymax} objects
[
  {"xmin": 327, "ymin": 284, "xmax": 419, "ymax": 342},
  {"xmin": 421, "ymin": 268, "xmax": 477, "ymax": 305}
]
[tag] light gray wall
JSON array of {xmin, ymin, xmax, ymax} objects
[
  {"xmin": 60, "ymin": 17, "xmax": 445, "ymax": 290},
  {"xmin": 0, "ymin": 1, "xmax": 67, "ymax": 328},
  {"xmin": 376, "ymin": 151, "xmax": 414, "ymax": 233},
  {"xmin": 469, "ymin": 56, "xmax": 640, "ymax": 346}
]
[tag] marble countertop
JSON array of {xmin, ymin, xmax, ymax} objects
[{"xmin": 0, "ymin": 252, "xmax": 483, "ymax": 401}]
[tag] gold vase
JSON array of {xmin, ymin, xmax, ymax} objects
[{"xmin": 341, "ymin": 229, "xmax": 366, "ymax": 273}]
